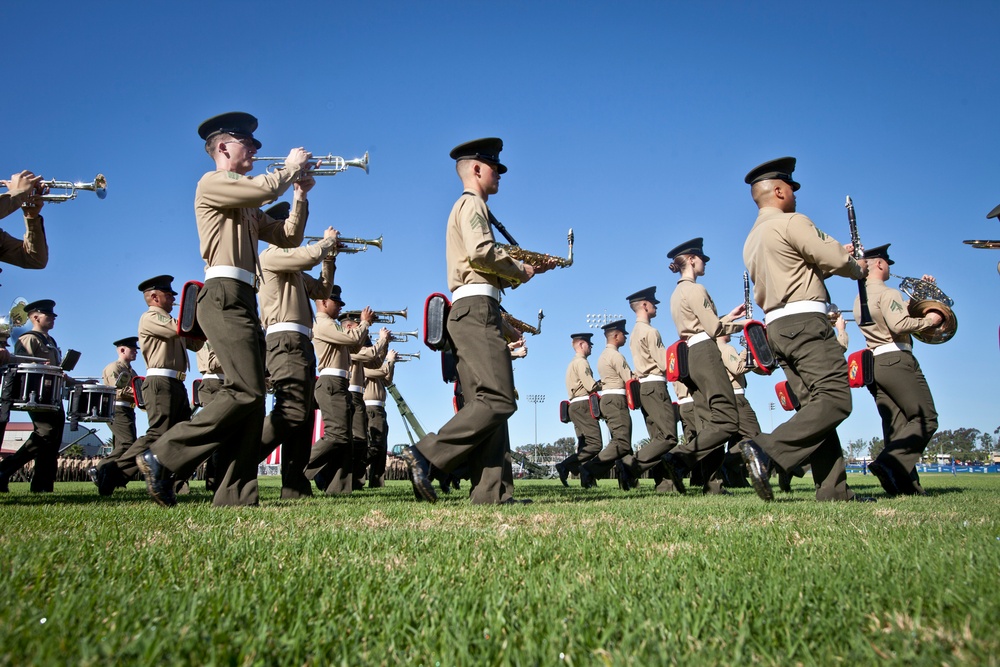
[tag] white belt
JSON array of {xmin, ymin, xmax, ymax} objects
[
  {"xmin": 686, "ymin": 332, "xmax": 711, "ymax": 346},
  {"xmin": 677, "ymin": 396, "xmax": 694, "ymax": 404},
  {"xmin": 205, "ymin": 265, "xmax": 256, "ymax": 287},
  {"xmin": 202, "ymin": 373, "xmax": 224, "ymax": 380},
  {"xmin": 602, "ymin": 388, "xmax": 626, "ymax": 396},
  {"xmin": 146, "ymin": 368, "xmax": 182, "ymax": 379},
  {"xmin": 349, "ymin": 384, "xmax": 364, "ymax": 393},
  {"xmin": 115, "ymin": 401, "xmax": 134, "ymax": 408},
  {"xmin": 639, "ymin": 375, "xmax": 666, "ymax": 383},
  {"xmin": 569, "ymin": 396, "xmax": 590, "ymax": 403},
  {"xmin": 267, "ymin": 322, "xmax": 312, "ymax": 337},
  {"xmin": 452, "ymin": 284, "xmax": 500, "ymax": 302},
  {"xmin": 319, "ymin": 368, "xmax": 349, "ymax": 378},
  {"xmin": 733, "ymin": 388, "xmax": 745, "ymax": 395},
  {"xmin": 874, "ymin": 342, "xmax": 912, "ymax": 356},
  {"xmin": 365, "ymin": 400, "xmax": 385, "ymax": 407},
  {"xmin": 765, "ymin": 300, "xmax": 828, "ymax": 325}
]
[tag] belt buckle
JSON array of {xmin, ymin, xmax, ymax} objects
[{"xmin": 177, "ymin": 371, "xmax": 186, "ymax": 382}]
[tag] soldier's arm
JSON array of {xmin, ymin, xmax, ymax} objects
[{"xmin": 787, "ymin": 214, "xmax": 863, "ymax": 280}]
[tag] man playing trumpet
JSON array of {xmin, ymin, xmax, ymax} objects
[
  {"xmin": 854, "ymin": 244, "xmax": 942, "ymax": 496},
  {"xmin": 138, "ymin": 111, "xmax": 315, "ymax": 507},
  {"xmin": 257, "ymin": 201, "xmax": 339, "ymax": 499}
]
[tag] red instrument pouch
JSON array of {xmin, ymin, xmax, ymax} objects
[
  {"xmin": 847, "ymin": 349, "xmax": 874, "ymax": 388},
  {"xmin": 559, "ymin": 400, "xmax": 570, "ymax": 423},
  {"xmin": 178, "ymin": 280, "xmax": 206, "ymax": 341},
  {"xmin": 774, "ymin": 380, "xmax": 799, "ymax": 411},
  {"xmin": 665, "ymin": 340, "xmax": 689, "ymax": 382},
  {"xmin": 626, "ymin": 379, "xmax": 641, "ymax": 410},
  {"xmin": 424, "ymin": 293, "xmax": 451, "ymax": 351},
  {"xmin": 743, "ymin": 321, "xmax": 776, "ymax": 374}
]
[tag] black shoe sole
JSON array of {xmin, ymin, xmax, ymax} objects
[
  {"xmin": 400, "ymin": 448, "xmax": 438, "ymax": 503},
  {"xmin": 660, "ymin": 456, "xmax": 687, "ymax": 495},
  {"xmin": 867, "ymin": 463, "xmax": 898, "ymax": 497},
  {"xmin": 739, "ymin": 442, "xmax": 774, "ymax": 502},
  {"xmin": 135, "ymin": 454, "xmax": 177, "ymax": 508}
]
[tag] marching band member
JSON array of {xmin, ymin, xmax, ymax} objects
[
  {"xmin": 305, "ymin": 288, "xmax": 376, "ymax": 495},
  {"xmin": 618, "ymin": 287, "xmax": 679, "ymax": 492},
  {"xmin": 555, "ymin": 332, "xmax": 602, "ymax": 488},
  {"xmin": 195, "ymin": 342, "xmax": 225, "ymax": 491},
  {"xmin": 127, "ymin": 276, "xmax": 203, "ymax": 497},
  {"xmin": 89, "ymin": 337, "xmax": 140, "ymax": 496},
  {"xmin": 257, "ymin": 200, "xmax": 339, "ymax": 499},
  {"xmin": 741, "ymin": 157, "xmax": 869, "ymax": 502},
  {"xmin": 717, "ymin": 333, "xmax": 760, "ymax": 488},
  {"xmin": 0, "ymin": 300, "xmax": 63, "ymax": 492},
  {"xmin": 348, "ymin": 321, "xmax": 389, "ymax": 490},
  {"xmin": 663, "ymin": 238, "xmax": 744, "ymax": 495},
  {"xmin": 853, "ymin": 244, "xmax": 942, "ymax": 496},
  {"xmin": 400, "ymin": 137, "xmax": 556, "ymax": 505},
  {"xmin": 138, "ymin": 111, "xmax": 314, "ymax": 508},
  {"xmin": 581, "ymin": 320, "xmax": 637, "ymax": 491},
  {"xmin": 362, "ymin": 349, "xmax": 398, "ymax": 488}
]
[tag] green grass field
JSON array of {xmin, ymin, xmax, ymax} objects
[{"xmin": 1, "ymin": 473, "xmax": 998, "ymax": 666}]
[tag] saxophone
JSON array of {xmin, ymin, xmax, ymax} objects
[
  {"xmin": 501, "ymin": 308, "xmax": 544, "ymax": 336},
  {"xmin": 495, "ymin": 228, "xmax": 574, "ymax": 269}
]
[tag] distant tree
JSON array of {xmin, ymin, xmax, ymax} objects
[
  {"xmin": 62, "ymin": 444, "xmax": 84, "ymax": 458},
  {"xmin": 844, "ymin": 438, "xmax": 867, "ymax": 461},
  {"xmin": 868, "ymin": 436, "xmax": 884, "ymax": 459},
  {"xmin": 634, "ymin": 437, "xmax": 650, "ymax": 451},
  {"xmin": 515, "ymin": 437, "xmax": 577, "ymax": 459},
  {"xmin": 929, "ymin": 428, "xmax": 983, "ymax": 463}
]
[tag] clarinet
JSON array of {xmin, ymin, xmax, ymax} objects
[
  {"xmin": 742, "ymin": 271, "xmax": 756, "ymax": 369},
  {"xmin": 845, "ymin": 196, "xmax": 874, "ymax": 326}
]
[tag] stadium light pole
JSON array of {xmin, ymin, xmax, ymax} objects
[
  {"xmin": 527, "ymin": 394, "xmax": 545, "ymax": 461},
  {"xmin": 586, "ymin": 311, "xmax": 624, "ymax": 329}
]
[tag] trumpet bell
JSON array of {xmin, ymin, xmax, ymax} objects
[
  {"xmin": 95, "ymin": 174, "xmax": 107, "ymax": 200},
  {"xmin": 908, "ymin": 300, "xmax": 958, "ymax": 345}
]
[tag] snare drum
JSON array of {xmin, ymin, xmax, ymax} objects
[
  {"xmin": 72, "ymin": 384, "xmax": 116, "ymax": 422},
  {"xmin": 7, "ymin": 363, "xmax": 65, "ymax": 412}
]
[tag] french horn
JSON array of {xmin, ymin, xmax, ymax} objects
[{"xmin": 894, "ymin": 274, "xmax": 957, "ymax": 344}]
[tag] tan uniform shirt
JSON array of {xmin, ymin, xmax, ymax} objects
[
  {"xmin": 138, "ymin": 306, "xmax": 202, "ymax": 372},
  {"xmin": 0, "ymin": 185, "xmax": 32, "ymax": 219},
  {"xmin": 629, "ymin": 320, "xmax": 667, "ymax": 379},
  {"xmin": 853, "ymin": 279, "xmax": 936, "ymax": 348},
  {"xmin": 194, "ymin": 168, "xmax": 306, "ymax": 275},
  {"xmin": 0, "ymin": 217, "xmax": 48, "ymax": 269},
  {"xmin": 565, "ymin": 353, "xmax": 598, "ymax": 399},
  {"xmin": 446, "ymin": 191, "xmax": 529, "ymax": 292},
  {"xmin": 670, "ymin": 278, "xmax": 739, "ymax": 339},
  {"xmin": 717, "ymin": 339, "xmax": 749, "ymax": 391},
  {"xmin": 350, "ymin": 334, "xmax": 389, "ymax": 387},
  {"xmin": 259, "ymin": 239, "xmax": 338, "ymax": 328},
  {"xmin": 363, "ymin": 361, "xmax": 395, "ymax": 402},
  {"xmin": 743, "ymin": 207, "xmax": 863, "ymax": 312},
  {"xmin": 597, "ymin": 344, "xmax": 633, "ymax": 390},
  {"xmin": 195, "ymin": 342, "xmax": 224, "ymax": 375},
  {"xmin": 102, "ymin": 360, "xmax": 137, "ymax": 404},
  {"xmin": 313, "ymin": 313, "xmax": 370, "ymax": 372},
  {"xmin": 16, "ymin": 330, "xmax": 60, "ymax": 364}
]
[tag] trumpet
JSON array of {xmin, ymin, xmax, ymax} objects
[
  {"xmin": 827, "ymin": 303, "xmax": 855, "ymax": 323},
  {"xmin": 341, "ymin": 308, "xmax": 407, "ymax": 324},
  {"xmin": 388, "ymin": 330, "xmax": 418, "ymax": 342},
  {"xmin": 395, "ymin": 352, "xmax": 421, "ymax": 362},
  {"xmin": 252, "ymin": 151, "xmax": 369, "ymax": 176},
  {"xmin": 304, "ymin": 234, "xmax": 383, "ymax": 253},
  {"xmin": 2, "ymin": 174, "xmax": 107, "ymax": 203},
  {"xmin": 0, "ymin": 298, "xmax": 29, "ymax": 341}
]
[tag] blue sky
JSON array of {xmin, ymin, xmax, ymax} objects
[{"xmin": 3, "ymin": 1, "xmax": 999, "ymax": 454}]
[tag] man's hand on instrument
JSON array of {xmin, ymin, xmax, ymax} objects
[
  {"xmin": 293, "ymin": 173, "xmax": 316, "ymax": 199},
  {"xmin": 386, "ymin": 350, "xmax": 399, "ymax": 363},
  {"xmin": 360, "ymin": 306, "xmax": 375, "ymax": 325},
  {"xmin": 21, "ymin": 187, "xmax": 45, "ymax": 218},
  {"xmin": 531, "ymin": 257, "xmax": 560, "ymax": 274},
  {"xmin": 921, "ymin": 274, "xmax": 936, "ymax": 284},
  {"xmin": 925, "ymin": 310, "xmax": 944, "ymax": 327},
  {"xmin": 284, "ymin": 147, "xmax": 314, "ymax": 172},
  {"xmin": 377, "ymin": 327, "xmax": 390, "ymax": 342},
  {"xmin": 834, "ymin": 314, "xmax": 847, "ymax": 334},
  {"xmin": 508, "ymin": 337, "xmax": 527, "ymax": 358},
  {"xmin": 4, "ymin": 170, "xmax": 43, "ymax": 197},
  {"xmin": 727, "ymin": 304, "xmax": 746, "ymax": 320}
]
